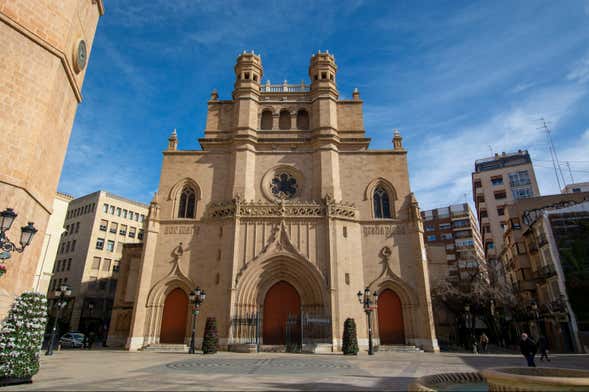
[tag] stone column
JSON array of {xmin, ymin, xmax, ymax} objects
[{"xmin": 126, "ymin": 197, "xmax": 160, "ymax": 351}]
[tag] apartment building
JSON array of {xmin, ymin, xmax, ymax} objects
[
  {"xmin": 32, "ymin": 192, "xmax": 73, "ymax": 293},
  {"xmin": 562, "ymin": 182, "xmax": 589, "ymax": 194},
  {"xmin": 47, "ymin": 191, "xmax": 148, "ymax": 339},
  {"xmin": 421, "ymin": 203, "xmax": 486, "ymax": 284},
  {"xmin": 472, "ymin": 150, "xmax": 540, "ymax": 274},
  {"xmin": 499, "ymin": 192, "xmax": 589, "ymax": 352}
]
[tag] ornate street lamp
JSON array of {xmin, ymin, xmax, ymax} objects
[
  {"xmin": 46, "ymin": 284, "xmax": 72, "ymax": 356},
  {"xmin": 357, "ymin": 287, "xmax": 378, "ymax": 355},
  {"xmin": 464, "ymin": 304, "xmax": 473, "ymax": 344},
  {"xmin": 530, "ymin": 301, "xmax": 542, "ymax": 337},
  {"xmin": 0, "ymin": 208, "xmax": 38, "ymax": 260},
  {"xmin": 188, "ymin": 286, "xmax": 206, "ymax": 354}
]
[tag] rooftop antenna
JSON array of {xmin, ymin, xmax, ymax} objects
[
  {"xmin": 565, "ymin": 161, "xmax": 575, "ymax": 184},
  {"xmin": 537, "ymin": 118, "xmax": 566, "ymax": 190}
]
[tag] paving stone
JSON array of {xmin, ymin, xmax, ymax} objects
[{"xmin": 4, "ymin": 350, "xmax": 589, "ymax": 391}]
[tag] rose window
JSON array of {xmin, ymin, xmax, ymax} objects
[{"xmin": 271, "ymin": 173, "xmax": 298, "ymax": 199}]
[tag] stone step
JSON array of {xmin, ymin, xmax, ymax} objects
[
  {"xmin": 378, "ymin": 345, "xmax": 424, "ymax": 353},
  {"xmin": 259, "ymin": 345, "xmax": 286, "ymax": 353},
  {"xmin": 142, "ymin": 344, "xmax": 189, "ymax": 353}
]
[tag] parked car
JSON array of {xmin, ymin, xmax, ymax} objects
[{"xmin": 59, "ymin": 332, "xmax": 86, "ymax": 348}]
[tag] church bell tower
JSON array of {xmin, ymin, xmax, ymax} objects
[{"xmin": 230, "ymin": 51, "xmax": 264, "ymax": 200}]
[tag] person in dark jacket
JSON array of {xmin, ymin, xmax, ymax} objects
[
  {"xmin": 520, "ymin": 333, "xmax": 537, "ymax": 367},
  {"xmin": 538, "ymin": 335, "xmax": 550, "ymax": 362}
]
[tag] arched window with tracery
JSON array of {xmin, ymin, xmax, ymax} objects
[
  {"xmin": 373, "ymin": 186, "xmax": 392, "ymax": 219},
  {"xmin": 279, "ymin": 110, "xmax": 291, "ymax": 130},
  {"xmin": 178, "ymin": 186, "xmax": 196, "ymax": 219},
  {"xmin": 296, "ymin": 109, "xmax": 309, "ymax": 130},
  {"xmin": 260, "ymin": 110, "xmax": 273, "ymax": 130}
]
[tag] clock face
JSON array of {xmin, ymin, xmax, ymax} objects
[{"xmin": 74, "ymin": 40, "xmax": 87, "ymax": 73}]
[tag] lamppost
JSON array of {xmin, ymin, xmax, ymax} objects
[
  {"xmin": 188, "ymin": 286, "xmax": 206, "ymax": 354},
  {"xmin": 464, "ymin": 304, "xmax": 473, "ymax": 348},
  {"xmin": 0, "ymin": 208, "xmax": 38, "ymax": 260},
  {"xmin": 530, "ymin": 301, "xmax": 541, "ymax": 338},
  {"xmin": 86, "ymin": 302, "xmax": 94, "ymax": 336},
  {"xmin": 46, "ymin": 284, "xmax": 71, "ymax": 355},
  {"xmin": 357, "ymin": 287, "xmax": 378, "ymax": 355}
]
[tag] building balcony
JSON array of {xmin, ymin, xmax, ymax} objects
[
  {"xmin": 535, "ymin": 263, "xmax": 556, "ymax": 280},
  {"xmin": 451, "ymin": 211, "xmax": 469, "ymax": 219},
  {"xmin": 512, "ymin": 280, "xmax": 536, "ymax": 293},
  {"xmin": 456, "ymin": 244, "xmax": 475, "ymax": 250},
  {"xmin": 510, "ymin": 179, "xmax": 531, "ymax": 187}
]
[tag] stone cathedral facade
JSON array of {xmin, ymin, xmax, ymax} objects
[{"xmin": 118, "ymin": 51, "xmax": 439, "ymax": 352}]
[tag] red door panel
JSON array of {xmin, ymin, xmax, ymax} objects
[
  {"xmin": 160, "ymin": 288, "xmax": 188, "ymax": 344},
  {"xmin": 377, "ymin": 289, "xmax": 405, "ymax": 344},
  {"xmin": 263, "ymin": 281, "xmax": 300, "ymax": 345}
]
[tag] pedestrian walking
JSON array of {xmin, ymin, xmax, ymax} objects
[
  {"xmin": 520, "ymin": 333, "xmax": 537, "ymax": 367},
  {"xmin": 538, "ymin": 335, "xmax": 550, "ymax": 362},
  {"xmin": 480, "ymin": 333, "xmax": 489, "ymax": 353},
  {"xmin": 470, "ymin": 335, "xmax": 479, "ymax": 355},
  {"xmin": 88, "ymin": 331, "xmax": 95, "ymax": 350}
]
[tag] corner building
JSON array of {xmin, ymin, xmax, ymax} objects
[{"xmin": 125, "ymin": 52, "xmax": 438, "ymax": 352}]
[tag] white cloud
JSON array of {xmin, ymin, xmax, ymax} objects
[
  {"xmin": 410, "ymin": 84, "xmax": 586, "ymax": 210},
  {"xmin": 567, "ymin": 55, "xmax": 589, "ymax": 84},
  {"xmin": 510, "ymin": 81, "xmax": 537, "ymax": 95}
]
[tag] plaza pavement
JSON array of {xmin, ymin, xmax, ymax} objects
[{"xmin": 6, "ymin": 349, "xmax": 589, "ymax": 391}]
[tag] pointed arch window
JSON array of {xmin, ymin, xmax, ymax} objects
[
  {"xmin": 373, "ymin": 186, "xmax": 392, "ymax": 219},
  {"xmin": 178, "ymin": 186, "xmax": 196, "ymax": 219}
]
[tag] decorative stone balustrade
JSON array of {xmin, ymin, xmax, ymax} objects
[{"xmin": 260, "ymin": 80, "xmax": 310, "ymax": 93}]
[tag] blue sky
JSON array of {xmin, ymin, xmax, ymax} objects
[{"xmin": 59, "ymin": 0, "xmax": 589, "ymax": 210}]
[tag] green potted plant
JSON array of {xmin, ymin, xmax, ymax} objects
[
  {"xmin": 0, "ymin": 292, "xmax": 47, "ymax": 386},
  {"xmin": 342, "ymin": 318, "xmax": 359, "ymax": 355},
  {"xmin": 201, "ymin": 317, "xmax": 218, "ymax": 354}
]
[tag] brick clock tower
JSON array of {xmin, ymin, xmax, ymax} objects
[{"xmin": 0, "ymin": 1, "xmax": 104, "ymax": 317}]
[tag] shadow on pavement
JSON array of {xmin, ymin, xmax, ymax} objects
[
  {"xmin": 264, "ymin": 376, "xmax": 416, "ymax": 391},
  {"xmin": 457, "ymin": 354, "xmax": 589, "ymax": 371}
]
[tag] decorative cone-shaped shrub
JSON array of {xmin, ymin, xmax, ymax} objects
[
  {"xmin": 201, "ymin": 317, "xmax": 218, "ymax": 354},
  {"xmin": 342, "ymin": 318, "xmax": 359, "ymax": 355},
  {"xmin": 0, "ymin": 292, "xmax": 47, "ymax": 385}
]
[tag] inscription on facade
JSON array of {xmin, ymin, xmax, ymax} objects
[
  {"xmin": 164, "ymin": 226, "xmax": 196, "ymax": 235},
  {"xmin": 362, "ymin": 225, "xmax": 405, "ymax": 237}
]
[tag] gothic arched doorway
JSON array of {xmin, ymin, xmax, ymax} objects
[
  {"xmin": 263, "ymin": 281, "xmax": 300, "ymax": 345},
  {"xmin": 377, "ymin": 289, "xmax": 405, "ymax": 344},
  {"xmin": 160, "ymin": 288, "xmax": 188, "ymax": 344}
]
